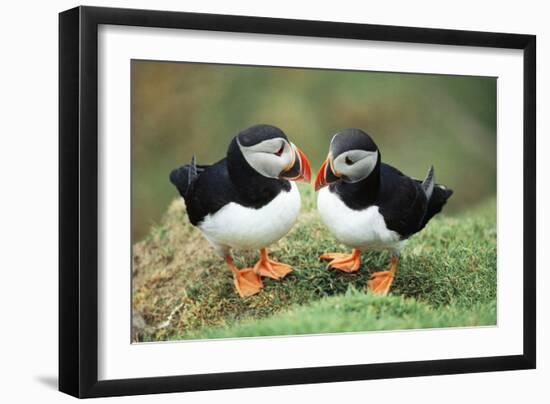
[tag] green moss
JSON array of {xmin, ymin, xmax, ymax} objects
[
  {"xmin": 132, "ymin": 185, "xmax": 496, "ymax": 342},
  {"xmin": 187, "ymin": 288, "xmax": 496, "ymax": 339}
]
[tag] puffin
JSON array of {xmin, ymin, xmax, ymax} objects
[
  {"xmin": 169, "ymin": 124, "xmax": 311, "ymax": 298},
  {"xmin": 314, "ymin": 128, "xmax": 453, "ymax": 295}
]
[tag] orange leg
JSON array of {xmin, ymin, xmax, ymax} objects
[
  {"xmin": 253, "ymin": 248, "xmax": 293, "ymax": 280},
  {"xmin": 225, "ymin": 255, "xmax": 263, "ymax": 298},
  {"xmin": 367, "ymin": 255, "xmax": 398, "ymax": 296},
  {"xmin": 320, "ymin": 249, "xmax": 362, "ymax": 273}
]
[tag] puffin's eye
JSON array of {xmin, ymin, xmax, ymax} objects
[
  {"xmin": 274, "ymin": 143, "xmax": 285, "ymax": 157},
  {"xmin": 345, "ymin": 156, "xmax": 354, "ymax": 165}
]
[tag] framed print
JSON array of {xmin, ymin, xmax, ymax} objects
[{"xmin": 59, "ymin": 6, "xmax": 536, "ymax": 398}]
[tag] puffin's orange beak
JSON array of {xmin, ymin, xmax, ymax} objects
[
  {"xmin": 295, "ymin": 146, "xmax": 312, "ymax": 183},
  {"xmin": 314, "ymin": 156, "xmax": 341, "ymax": 191},
  {"xmin": 280, "ymin": 144, "xmax": 312, "ymax": 183}
]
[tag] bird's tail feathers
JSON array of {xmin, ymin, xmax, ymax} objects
[
  {"xmin": 418, "ymin": 182, "xmax": 453, "ymax": 231},
  {"xmin": 169, "ymin": 155, "xmax": 202, "ymax": 199},
  {"xmin": 422, "ymin": 165, "xmax": 435, "ymax": 200},
  {"xmin": 413, "ymin": 166, "xmax": 453, "ymax": 232},
  {"xmin": 189, "ymin": 154, "xmax": 197, "ymax": 181}
]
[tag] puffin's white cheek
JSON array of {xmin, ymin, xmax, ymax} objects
[
  {"xmin": 332, "ymin": 150, "xmax": 378, "ymax": 183},
  {"xmin": 266, "ymin": 156, "xmax": 286, "ymax": 178},
  {"xmin": 280, "ymin": 151, "xmax": 293, "ymax": 172},
  {"xmin": 353, "ymin": 156, "xmax": 377, "ymax": 179},
  {"xmin": 332, "ymin": 158, "xmax": 354, "ymax": 179},
  {"xmin": 249, "ymin": 154, "xmax": 283, "ymax": 178},
  {"xmin": 348, "ymin": 163, "xmax": 369, "ymax": 180}
]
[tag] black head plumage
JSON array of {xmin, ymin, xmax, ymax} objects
[
  {"xmin": 236, "ymin": 124, "xmax": 288, "ymax": 147},
  {"xmin": 330, "ymin": 128, "xmax": 379, "ymax": 158}
]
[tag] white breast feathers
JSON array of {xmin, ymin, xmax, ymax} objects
[
  {"xmin": 199, "ymin": 182, "xmax": 301, "ymax": 256},
  {"xmin": 317, "ymin": 187, "xmax": 404, "ymax": 252}
]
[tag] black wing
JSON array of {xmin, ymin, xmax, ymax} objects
[
  {"xmin": 170, "ymin": 157, "xmax": 240, "ymax": 226},
  {"xmin": 377, "ymin": 163, "xmax": 429, "ymax": 239},
  {"xmin": 186, "ymin": 159, "xmax": 241, "ymax": 226}
]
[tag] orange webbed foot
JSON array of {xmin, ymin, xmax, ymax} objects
[
  {"xmin": 320, "ymin": 249, "xmax": 361, "ymax": 273},
  {"xmin": 234, "ymin": 267, "xmax": 263, "ymax": 298},
  {"xmin": 254, "ymin": 248, "xmax": 293, "ymax": 280},
  {"xmin": 367, "ymin": 255, "xmax": 398, "ymax": 296},
  {"xmin": 225, "ymin": 255, "xmax": 263, "ymax": 298}
]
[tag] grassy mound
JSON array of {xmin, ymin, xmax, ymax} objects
[
  {"xmin": 187, "ymin": 290, "xmax": 496, "ymax": 340},
  {"xmin": 132, "ymin": 185, "xmax": 496, "ymax": 342}
]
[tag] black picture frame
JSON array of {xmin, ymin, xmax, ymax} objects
[{"xmin": 59, "ymin": 5, "xmax": 536, "ymax": 398}]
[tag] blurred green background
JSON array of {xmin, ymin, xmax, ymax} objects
[{"xmin": 132, "ymin": 60, "xmax": 496, "ymax": 242}]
